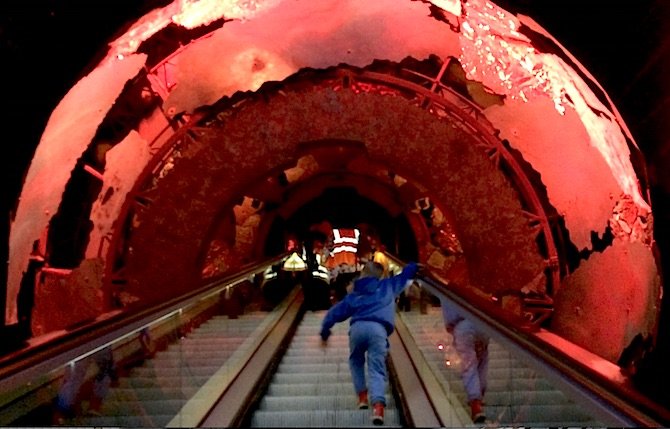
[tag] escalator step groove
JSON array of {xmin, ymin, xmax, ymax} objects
[
  {"xmin": 251, "ymin": 409, "xmax": 401, "ymax": 427},
  {"xmin": 259, "ymin": 394, "xmax": 395, "ymax": 411}
]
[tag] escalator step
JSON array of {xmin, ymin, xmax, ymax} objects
[
  {"xmin": 419, "ymin": 349, "xmax": 519, "ymax": 369},
  {"xmin": 267, "ymin": 382, "xmax": 358, "ymax": 396},
  {"xmin": 289, "ymin": 337, "xmax": 349, "ymax": 345},
  {"xmin": 161, "ymin": 349, "xmax": 244, "ymax": 358},
  {"xmin": 284, "ymin": 348, "xmax": 349, "ymax": 356},
  {"xmin": 129, "ymin": 365, "xmax": 223, "ymax": 377},
  {"xmin": 100, "ymin": 398, "xmax": 186, "ymax": 415},
  {"xmin": 277, "ymin": 362, "xmax": 351, "ymax": 373},
  {"xmin": 119, "ymin": 375, "xmax": 210, "ymax": 388},
  {"xmin": 281, "ymin": 355, "xmax": 350, "ymax": 364},
  {"xmin": 108, "ymin": 386, "xmax": 199, "ymax": 401},
  {"xmin": 79, "ymin": 414, "xmax": 174, "ymax": 427},
  {"xmin": 144, "ymin": 355, "xmax": 235, "ymax": 366},
  {"xmin": 485, "ymin": 403, "xmax": 594, "ymax": 423},
  {"xmin": 481, "ymin": 389, "xmax": 575, "ymax": 406},
  {"xmin": 271, "ymin": 372, "xmax": 362, "ymax": 384},
  {"xmin": 176, "ymin": 334, "xmax": 251, "ymax": 341},
  {"xmin": 250, "ymin": 409, "xmax": 401, "ymax": 427},
  {"xmin": 258, "ymin": 394, "xmax": 395, "ymax": 411}
]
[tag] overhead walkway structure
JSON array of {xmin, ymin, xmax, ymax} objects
[{"xmin": 0, "ymin": 255, "xmax": 668, "ymax": 427}]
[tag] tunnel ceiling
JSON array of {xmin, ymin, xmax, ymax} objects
[
  {"xmin": 7, "ymin": 0, "xmax": 662, "ymax": 364},
  {"xmin": 122, "ymin": 71, "xmax": 545, "ymax": 307}
]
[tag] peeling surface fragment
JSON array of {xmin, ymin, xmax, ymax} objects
[
  {"xmin": 458, "ymin": 0, "xmax": 647, "ymax": 211},
  {"xmin": 234, "ymin": 196, "xmax": 263, "ymax": 259},
  {"xmin": 284, "ymin": 155, "xmax": 319, "ymax": 184},
  {"xmin": 104, "ymin": 0, "xmax": 282, "ymax": 65},
  {"xmin": 610, "ymin": 194, "xmax": 653, "ymax": 245},
  {"xmin": 173, "ymin": 0, "xmax": 281, "ymax": 28},
  {"xmin": 458, "ymin": 0, "xmax": 535, "ymax": 101},
  {"xmin": 486, "ymin": 97, "xmax": 621, "ymax": 251},
  {"xmin": 162, "ymin": 0, "xmax": 460, "ymax": 114},
  {"xmin": 551, "ymin": 241, "xmax": 661, "ymax": 361},
  {"xmin": 429, "ymin": 0, "xmax": 462, "ymax": 17},
  {"xmin": 6, "ymin": 54, "xmax": 147, "ymax": 324},
  {"xmin": 86, "ymin": 131, "xmax": 154, "ymax": 260}
]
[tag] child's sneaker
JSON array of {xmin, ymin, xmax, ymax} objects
[
  {"xmin": 470, "ymin": 399, "xmax": 486, "ymax": 423},
  {"xmin": 372, "ymin": 402, "xmax": 384, "ymax": 425},
  {"xmin": 357, "ymin": 390, "xmax": 369, "ymax": 409}
]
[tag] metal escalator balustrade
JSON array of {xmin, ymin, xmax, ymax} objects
[
  {"xmin": 398, "ymin": 307, "xmax": 601, "ymax": 427},
  {"xmin": 74, "ymin": 312, "xmax": 268, "ymax": 427},
  {"xmin": 0, "ymin": 255, "xmax": 289, "ymax": 426},
  {"xmin": 388, "ymin": 257, "xmax": 670, "ymax": 428},
  {"xmin": 15, "ymin": 251, "xmax": 665, "ymax": 427},
  {"xmin": 250, "ymin": 310, "xmax": 402, "ymax": 427}
]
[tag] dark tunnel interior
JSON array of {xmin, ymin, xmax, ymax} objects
[{"xmin": 263, "ymin": 186, "xmax": 419, "ymax": 261}]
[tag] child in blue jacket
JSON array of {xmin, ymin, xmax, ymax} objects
[{"xmin": 320, "ymin": 261, "xmax": 419, "ymax": 425}]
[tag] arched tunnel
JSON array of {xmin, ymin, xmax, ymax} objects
[{"xmin": 4, "ymin": 0, "xmax": 669, "ymax": 420}]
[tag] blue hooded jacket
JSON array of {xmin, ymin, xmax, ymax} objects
[{"xmin": 320, "ymin": 262, "xmax": 419, "ymax": 339}]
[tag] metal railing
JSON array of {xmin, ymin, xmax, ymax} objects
[
  {"xmin": 386, "ymin": 253, "xmax": 669, "ymax": 427},
  {"xmin": 0, "ymin": 253, "xmax": 287, "ymax": 417}
]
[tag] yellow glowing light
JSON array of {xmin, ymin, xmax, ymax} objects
[{"xmin": 283, "ymin": 252, "xmax": 307, "ymax": 272}]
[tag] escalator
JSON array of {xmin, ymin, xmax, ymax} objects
[
  {"xmin": 0, "ymin": 256, "xmax": 293, "ymax": 427},
  {"xmin": 0, "ymin": 256, "xmax": 668, "ymax": 427},
  {"xmin": 249, "ymin": 310, "xmax": 402, "ymax": 427},
  {"xmin": 391, "ymin": 266, "xmax": 670, "ymax": 428},
  {"xmin": 74, "ymin": 311, "xmax": 269, "ymax": 427},
  {"xmin": 398, "ymin": 308, "xmax": 599, "ymax": 426}
]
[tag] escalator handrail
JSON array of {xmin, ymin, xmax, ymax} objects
[
  {"xmin": 0, "ymin": 253, "xmax": 288, "ymax": 392},
  {"xmin": 385, "ymin": 253, "xmax": 669, "ymax": 427}
]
